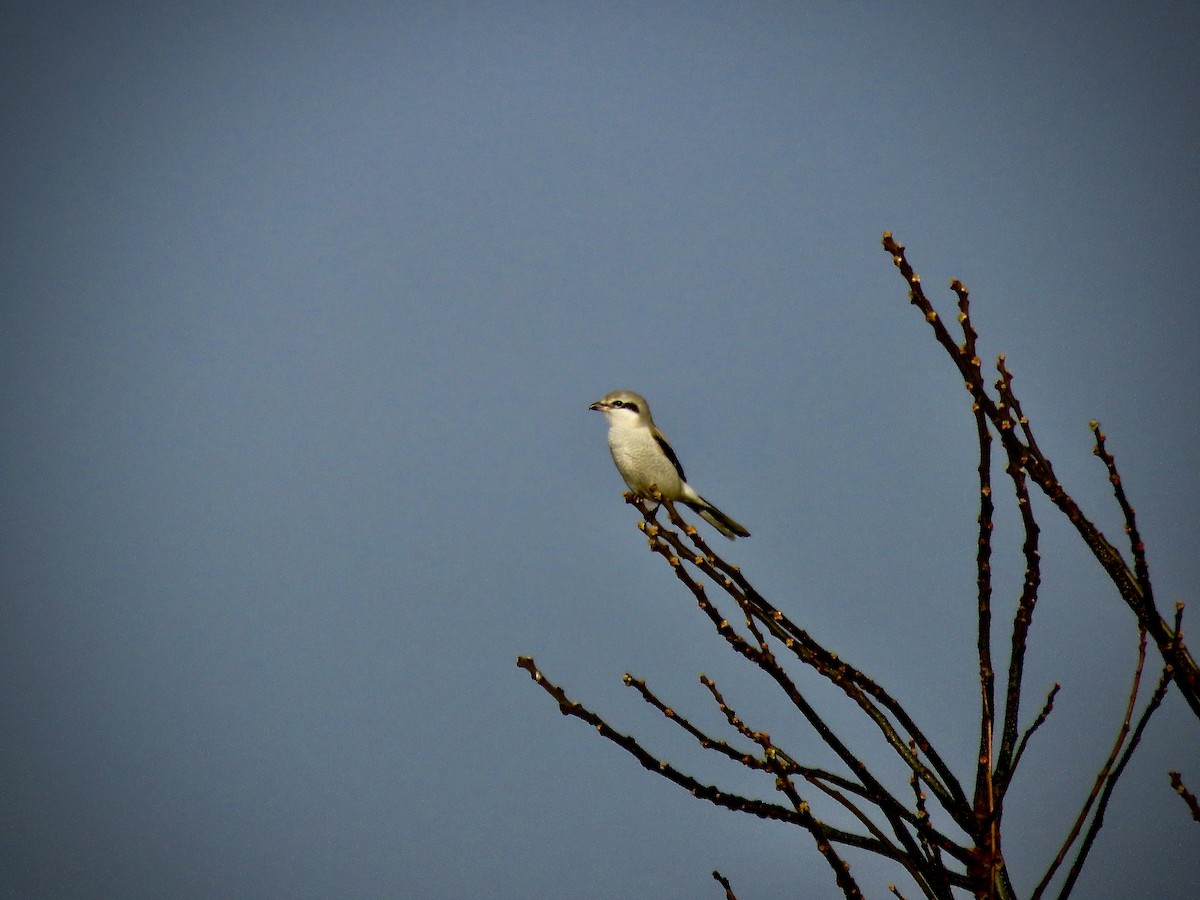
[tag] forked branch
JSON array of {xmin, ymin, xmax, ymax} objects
[{"xmin": 882, "ymin": 231, "xmax": 1199, "ymax": 720}]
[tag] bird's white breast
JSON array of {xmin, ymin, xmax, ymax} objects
[{"xmin": 607, "ymin": 425, "xmax": 684, "ymax": 499}]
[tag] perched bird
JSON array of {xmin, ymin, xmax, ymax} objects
[{"xmin": 589, "ymin": 390, "xmax": 750, "ymax": 540}]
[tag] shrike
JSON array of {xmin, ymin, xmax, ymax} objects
[{"xmin": 589, "ymin": 390, "xmax": 750, "ymax": 540}]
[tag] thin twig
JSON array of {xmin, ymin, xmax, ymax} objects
[
  {"xmin": 994, "ymin": 357, "xmax": 1044, "ymax": 794},
  {"xmin": 1032, "ymin": 628, "xmax": 1149, "ymax": 899},
  {"xmin": 1091, "ymin": 422, "xmax": 1153, "ymax": 600},
  {"xmin": 956, "ymin": 275, "xmax": 1001, "ymax": 887},
  {"xmin": 909, "ymin": 749, "xmax": 955, "ymax": 900},
  {"xmin": 1055, "ymin": 666, "xmax": 1172, "ymax": 899},
  {"xmin": 624, "ymin": 673, "xmax": 767, "ymax": 771},
  {"xmin": 1168, "ymin": 772, "xmax": 1200, "ymax": 823},
  {"xmin": 712, "ymin": 870, "xmax": 739, "ymax": 900},
  {"xmin": 1009, "ymin": 683, "xmax": 1061, "ymax": 778}
]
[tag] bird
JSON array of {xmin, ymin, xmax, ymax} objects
[{"xmin": 589, "ymin": 389, "xmax": 750, "ymax": 540}]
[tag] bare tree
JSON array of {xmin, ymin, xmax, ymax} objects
[{"xmin": 518, "ymin": 234, "xmax": 1197, "ymax": 898}]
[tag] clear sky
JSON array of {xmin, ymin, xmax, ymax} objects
[{"xmin": 3, "ymin": 3, "xmax": 1198, "ymax": 898}]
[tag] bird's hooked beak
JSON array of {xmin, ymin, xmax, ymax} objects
[{"xmin": 589, "ymin": 400, "xmax": 607, "ymax": 412}]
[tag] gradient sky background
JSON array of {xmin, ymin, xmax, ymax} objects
[{"xmin": 3, "ymin": 3, "xmax": 1198, "ymax": 898}]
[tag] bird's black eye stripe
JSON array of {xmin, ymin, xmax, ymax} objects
[{"xmin": 611, "ymin": 399, "xmax": 638, "ymax": 412}]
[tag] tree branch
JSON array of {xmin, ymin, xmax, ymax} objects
[
  {"xmin": 516, "ymin": 655, "xmax": 871, "ymax": 898},
  {"xmin": 1032, "ymin": 628, "xmax": 1149, "ymax": 899},
  {"xmin": 1168, "ymin": 771, "xmax": 1200, "ymax": 823},
  {"xmin": 882, "ymin": 231, "xmax": 1200, "ymax": 720}
]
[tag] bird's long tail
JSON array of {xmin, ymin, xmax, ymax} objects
[{"xmin": 686, "ymin": 498, "xmax": 750, "ymax": 540}]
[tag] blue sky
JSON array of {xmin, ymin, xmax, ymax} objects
[{"xmin": 3, "ymin": 3, "xmax": 1198, "ymax": 897}]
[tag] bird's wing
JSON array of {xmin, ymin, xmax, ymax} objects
[{"xmin": 652, "ymin": 428, "xmax": 687, "ymax": 482}]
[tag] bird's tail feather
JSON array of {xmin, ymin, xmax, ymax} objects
[{"xmin": 686, "ymin": 498, "xmax": 750, "ymax": 540}]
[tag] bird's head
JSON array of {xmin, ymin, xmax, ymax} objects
[{"xmin": 589, "ymin": 390, "xmax": 652, "ymax": 427}]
